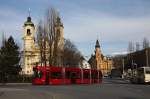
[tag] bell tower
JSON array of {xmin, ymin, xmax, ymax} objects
[
  {"xmin": 54, "ymin": 16, "xmax": 64, "ymax": 65},
  {"xmin": 55, "ymin": 16, "xmax": 64, "ymax": 46},
  {"xmin": 22, "ymin": 14, "xmax": 35, "ymax": 75},
  {"xmin": 23, "ymin": 16, "xmax": 35, "ymax": 51}
]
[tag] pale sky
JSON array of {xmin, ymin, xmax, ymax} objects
[{"xmin": 0, "ymin": 0, "xmax": 150, "ymax": 58}]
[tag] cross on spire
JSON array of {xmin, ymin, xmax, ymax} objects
[{"xmin": 28, "ymin": 8, "xmax": 31, "ymax": 17}]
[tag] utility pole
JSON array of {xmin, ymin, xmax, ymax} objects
[
  {"xmin": 131, "ymin": 59, "xmax": 134, "ymax": 77},
  {"xmin": 122, "ymin": 58, "xmax": 125, "ymax": 78},
  {"xmin": 146, "ymin": 48, "xmax": 149, "ymax": 66}
]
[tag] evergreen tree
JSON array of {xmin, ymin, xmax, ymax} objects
[{"xmin": 0, "ymin": 36, "xmax": 21, "ymax": 81}]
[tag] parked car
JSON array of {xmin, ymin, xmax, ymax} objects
[{"xmin": 110, "ymin": 69, "xmax": 122, "ymax": 78}]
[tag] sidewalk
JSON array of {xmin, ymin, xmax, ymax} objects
[
  {"xmin": 103, "ymin": 77, "xmax": 130, "ymax": 84},
  {"xmin": 0, "ymin": 83, "xmax": 31, "ymax": 86}
]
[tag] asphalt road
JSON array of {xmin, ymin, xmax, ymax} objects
[{"xmin": 0, "ymin": 78, "xmax": 150, "ymax": 99}]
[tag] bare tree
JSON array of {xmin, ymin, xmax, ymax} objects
[
  {"xmin": 37, "ymin": 21, "xmax": 47, "ymax": 66},
  {"xmin": 36, "ymin": 7, "xmax": 63, "ymax": 66},
  {"xmin": 136, "ymin": 42, "xmax": 140, "ymax": 51},
  {"xmin": 128, "ymin": 41, "xmax": 134, "ymax": 53},
  {"xmin": 45, "ymin": 8, "xmax": 56, "ymax": 66},
  {"xmin": 45, "ymin": 8, "xmax": 63, "ymax": 66},
  {"xmin": 143, "ymin": 37, "xmax": 149, "ymax": 49},
  {"xmin": 36, "ymin": 7, "xmax": 83, "ymax": 67},
  {"xmin": 63, "ymin": 39, "xmax": 83, "ymax": 67}
]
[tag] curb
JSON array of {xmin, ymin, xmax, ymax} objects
[{"xmin": 0, "ymin": 83, "xmax": 31, "ymax": 86}]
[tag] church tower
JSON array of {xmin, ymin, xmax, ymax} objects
[
  {"xmin": 23, "ymin": 16, "xmax": 35, "ymax": 51},
  {"xmin": 54, "ymin": 16, "xmax": 64, "ymax": 66},
  {"xmin": 89, "ymin": 39, "xmax": 113, "ymax": 76},
  {"xmin": 95, "ymin": 39, "xmax": 102, "ymax": 70},
  {"xmin": 55, "ymin": 16, "xmax": 64, "ymax": 48},
  {"xmin": 22, "ymin": 15, "xmax": 36, "ymax": 75}
]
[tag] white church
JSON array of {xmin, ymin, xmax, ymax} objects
[
  {"xmin": 21, "ymin": 15, "xmax": 64, "ymax": 75},
  {"xmin": 21, "ymin": 14, "xmax": 91, "ymax": 75}
]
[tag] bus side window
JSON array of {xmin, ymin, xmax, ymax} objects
[
  {"xmin": 51, "ymin": 72, "xmax": 62, "ymax": 79},
  {"xmin": 138, "ymin": 68, "xmax": 144, "ymax": 75},
  {"xmin": 65, "ymin": 71, "xmax": 70, "ymax": 79},
  {"xmin": 84, "ymin": 73, "xmax": 89, "ymax": 79},
  {"xmin": 70, "ymin": 72, "xmax": 80, "ymax": 79},
  {"xmin": 92, "ymin": 73, "xmax": 98, "ymax": 79}
]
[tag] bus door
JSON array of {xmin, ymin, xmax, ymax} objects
[
  {"xmin": 137, "ymin": 68, "xmax": 144, "ymax": 83},
  {"xmin": 65, "ymin": 71, "xmax": 71, "ymax": 84},
  {"xmin": 91, "ymin": 70, "xmax": 98, "ymax": 83},
  {"xmin": 83, "ymin": 69, "xmax": 90, "ymax": 84},
  {"xmin": 98, "ymin": 70, "xmax": 103, "ymax": 83},
  {"xmin": 45, "ymin": 70, "xmax": 49, "ymax": 85},
  {"xmin": 50, "ymin": 71, "xmax": 62, "ymax": 85},
  {"xmin": 49, "ymin": 67, "xmax": 63, "ymax": 85},
  {"xmin": 70, "ymin": 72, "xmax": 78, "ymax": 84}
]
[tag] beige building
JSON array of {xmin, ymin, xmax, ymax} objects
[
  {"xmin": 88, "ymin": 40, "xmax": 113, "ymax": 76},
  {"xmin": 21, "ymin": 15, "xmax": 64, "ymax": 75}
]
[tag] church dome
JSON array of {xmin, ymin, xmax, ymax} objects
[{"xmin": 24, "ymin": 16, "xmax": 34, "ymax": 27}]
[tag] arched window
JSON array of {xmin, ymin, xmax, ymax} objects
[{"xmin": 27, "ymin": 29, "xmax": 31, "ymax": 35}]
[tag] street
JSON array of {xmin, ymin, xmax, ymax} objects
[{"xmin": 0, "ymin": 78, "xmax": 150, "ymax": 99}]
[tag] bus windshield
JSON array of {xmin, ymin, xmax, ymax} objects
[
  {"xmin": 33, "ymin": 69, "xmax": 43, "ymax": 78},
  {"xmin": 145, "ymin": 68, "xmax": 150, "ymax": 74}
]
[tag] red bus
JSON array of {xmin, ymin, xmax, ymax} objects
[{"xmin": 32, "ymin": 66, "xmax": 102, "ymax": 85}]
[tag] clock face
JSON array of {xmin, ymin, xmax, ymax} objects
[{"xmin": 27, "ymin": 29, "xmax": 31, "ymax": 36}]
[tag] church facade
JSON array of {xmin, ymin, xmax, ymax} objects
[
  {"xmin": 21, "ymin": 15, "xmax": 64, "ymax": 75},
  {"xmin": 88, "ymin": 40, "xmax": 113, "ymax": 76}
]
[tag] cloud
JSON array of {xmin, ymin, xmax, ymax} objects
[
  {"xmin": 0, "ymin": 0, "xmax": 150, "ymax": 56},
  {"xmin": 63, "ymin": 11, "xmax": 150, "ymax": 55},
  {"xmin": 64, "ymin": 12, "xmax": 150, "ymax": 43},
  {"xmin": 0, "ymin": 7, "xmax": 39, "ymax": 47},
  {"xmin": 0, "ymin": 8, "xmax": 22, "ymax": 43},
  {"xmin": 111, "ymin": 51, "xmax": 128, "ymax": 56}
]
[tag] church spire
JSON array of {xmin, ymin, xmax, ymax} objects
[
  {"xmin": 95, "ymin": 39, "xmax": 100, "ymax": 48},
  {"xmin": 55, "ymin": 16, "xmax": 63, "ymax": 27},
  {"xmin": 24, "ymin": 9, "xmax": 34, "ymax": 27},
  {"xmin": 28, "ymin": 8, "xmax": 31, "ymax": 17},
  {"xmin": 27, "ymin": 8, "xmax": 31, "ymax": 22}
]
